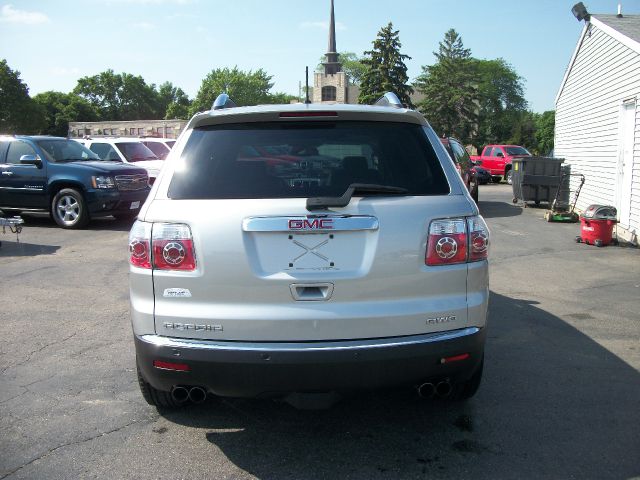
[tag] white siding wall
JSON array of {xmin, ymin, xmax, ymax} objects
[{"xmin": 555, "ymin": 23, "xmax": 640, "ymax": 243}]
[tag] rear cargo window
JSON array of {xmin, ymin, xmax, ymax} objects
[{"xmin": 168, "ymin": 121, "xmax": 449, "ymax": 199}]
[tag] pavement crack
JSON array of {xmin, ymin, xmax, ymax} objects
[
  {"xmin": 0, "ymin": 418, "xmax": 151, "ymax": 479},
  {"xmin": 0, "ymin": 332, "xmax": 77, "ymax": 375}
]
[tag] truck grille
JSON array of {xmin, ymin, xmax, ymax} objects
[{"xmin": 115, "ymin": 174, "xmax": 148, "ymax": 191}]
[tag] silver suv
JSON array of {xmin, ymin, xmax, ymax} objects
[{"xmin": 129, "ymin": 93, "xmax": 489, "ymax": 408}]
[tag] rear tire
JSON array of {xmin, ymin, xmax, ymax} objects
[
  {"xmin": 453, "ymin": 356, "xmax": 484, "ymax": 401},
  {"xmin": 137, "ymin": 365, "xmax": 185, "ymax": 409}
]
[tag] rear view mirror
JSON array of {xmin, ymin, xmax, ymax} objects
[{"xmin": 19, "ymin": 154, "xmax": 43, "ymax": 168}]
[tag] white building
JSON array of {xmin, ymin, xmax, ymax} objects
[{"xmin": 555, "ymin": 12, "xmax": 640, "ymax": 245}]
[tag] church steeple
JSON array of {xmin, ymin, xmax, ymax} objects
[{"xmin": 323, "ymin": 0, "xmax": 341, "ymax": 74}]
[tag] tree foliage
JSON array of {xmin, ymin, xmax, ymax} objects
[
  {"xmin": 33, "ymin": 91, "xmax": 98, "ymax": 136},
  {"xmin": 535, "ymin": 110, "xmax": 555, "ymax": 155},
  {"xmin": 472, "ymin": 58, "xmax": 527, "ymax": 149},
  {"xmin": 73, "ymin": 70, "xmax": 160, "ymax": 121},
  {"xmin": 415, "ymin": 29, "xmax": 478, "ymax": 143},
  {"xmin": 190, "ymin": 67, "xmax": 280, "ymax": 115},
  {"xmin": 157, "ymin": 81, "xmax": 191, "ymax": 119},
  {"xmin": 0, "ymin": 59, "xmax": 45, "ymax": 134},
  {"xmin": 316, "ymin": 51, "xmax": 367, "ymax": 85},
  {"xmin": 358, "ymin": 23, "xmax": 413, "ymax": 107}
]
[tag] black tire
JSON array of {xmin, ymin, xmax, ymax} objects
[
  {"xmin": 137, "ymin": 365, "xmax": 185, "ymax": 409},
  {"xmin": 506, "ymin": 169, "xmax": 513, "ymax": 185},
  {"xmin": 595, "ymin": 239, "xmax": 603, "ymax": 247},
  {"xmin": 453, "ymin": 356, "xmax": 484, "ymax": 401},
  {"xmin": 51, "ymin": 188, "xmax": 89, "ymax": 229}
]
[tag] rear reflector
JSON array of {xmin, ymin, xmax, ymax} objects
[
  {"xmin": 153, "ymin": 360, "xmax": 190, "ymax": 371},
  {"xmin": 279, "ymin": 111, "xmax": 338, "ymax": 117},
  {"xmin": 440, "ymin": 353, "xmax": 470, "ymax": 364}
]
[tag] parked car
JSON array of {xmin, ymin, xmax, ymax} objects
[
  {"xmin": 440, "ymin": 137, "xmax": 478, "ymax": 203},
  {"xmin": 76, "ymin": 138, "xmax": 164, "ymax": 184},
  {"xmin": 130, "ymin": 93, "xmax": 489, "ymax": 409},
  {"xmin": 0, "ymin": 136, "xmax": 150, "ymax": 228},
  {"xmin": 472, "ymin": 165, "xmax": 492, "ymax": 185},
  {"xmin": 140, "ymin": 137, "xmax": 176, "ymax": 160},
  {"xmin": 470, "ymin": 144, "xmax": 531, "ymax": 184}
]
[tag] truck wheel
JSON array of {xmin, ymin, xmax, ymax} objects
[
  {"xmin": 453, "ymin": 355, "xmax": 484, "ymax": 401},
  {"xmin": 137, "ymin": 364, "xmax": 185, "ymax": 409},
  {"xmin": 52, "ymin": 188, "xmax": 89, "ymax": 229},
  {"xmin": 506, "ymin": 169, "xmax": 513, "ymax": 185}
]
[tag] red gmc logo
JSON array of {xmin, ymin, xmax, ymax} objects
[{"xmin": 288, "ymin": 219, "xmax": 334, "ymax": 230}]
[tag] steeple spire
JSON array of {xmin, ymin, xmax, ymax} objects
[{"xmin": 323, "ymin": 0, "xmax": 341, "ymax": 74}]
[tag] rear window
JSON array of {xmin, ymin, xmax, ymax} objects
[{"xmin": 168, "ymin": 121, "xmax": 449, "ymax": 199}]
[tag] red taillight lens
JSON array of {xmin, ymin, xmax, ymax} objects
[
  {"xmin": 425, "ymin": 216, "xmax": 489, "ymax": 266},
  {"xmin": 467, "ymin": 216, "xmax": 489, "ymax": 262},
  {"xmin": 129, "ymin": 220, "xmax": 151, "ymax": 268},
  {"xmin": 153, "ymin": 360, "xmax": 190, "ymax": 371},
  {"xmin": 152, "ymin": 223, "xmax": 196, "ymax": 271},
  {"xmin": 426, "ymin": 219, "xmax": 467, "ymax": 266}
]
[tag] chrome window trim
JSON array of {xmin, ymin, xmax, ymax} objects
[
  {"xmin": 140, "ymin": 327, "xmax": 480, "ymax": 353},
  {"xmin": 242, "ymin": 215, "xmax": 379, "ymax": 232}
]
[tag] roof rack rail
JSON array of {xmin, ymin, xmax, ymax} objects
[
  {"xmin": 374, "ymin": 92, "xmax": 403, "ymax": 108},
  {"xmin": 212, "ymin": 93, "xmax": 237, "ymax": 110}
]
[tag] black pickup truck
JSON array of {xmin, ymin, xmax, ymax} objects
[{"xmin": 0, "ymin": 136, "xmax": 150, "ymax": 228}]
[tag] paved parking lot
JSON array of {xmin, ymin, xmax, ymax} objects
[{"xmin": 1, "ymin": 184, "xmax": 639, "ymax": 479}]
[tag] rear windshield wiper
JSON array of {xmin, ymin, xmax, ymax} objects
[{"xmin": 306, "ymin": 183, "xmax": 409, "ymax": 211}]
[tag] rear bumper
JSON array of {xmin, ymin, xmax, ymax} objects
[{"xmin": 135, "ymin": 327, "xmax": 486, "ymax": 397}]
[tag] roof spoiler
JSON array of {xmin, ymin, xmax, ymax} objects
[
  {"xmin": 212, "ymin": 93, "xmax": 237, "ymax": 110},
  {"xmin": 374, "ymin": 92, "xmax": 403, "ymax": 109}
]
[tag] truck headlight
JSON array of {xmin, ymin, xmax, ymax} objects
[{"xmin": 92, "ymin": 176, "xmax": 115, "ymax": 189}]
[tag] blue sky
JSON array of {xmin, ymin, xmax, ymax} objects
[{"xmin": 1, "ymin": 0, "xmax": 638, "ymax": 112}]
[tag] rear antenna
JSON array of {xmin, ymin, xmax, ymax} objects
[{"xmin": 305, "ymin": 66, "xmax": 311, "ymax": 104}]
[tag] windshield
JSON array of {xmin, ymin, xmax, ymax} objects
[
  {"xmin": 169, "ymin": 121, "xmax": 449, "ymax": 200},
  {"xmin": 505, "ymin": 146, "xmax": 531, "ymax": 156},
  {"xmin": 115, "ymin": 142, "xmax": 159, "ymax": 162},
  {"xmin": 36, "ymin": 139, "xmax": 101, "ymax": 163},
  {"xmin": 144, "ymin": 142, "xmax": 170, "ymax": 159}
]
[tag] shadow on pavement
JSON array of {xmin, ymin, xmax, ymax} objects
[
  {"xmin": 14, "ymin": 214, "xmax": 134, "ymax": 232},
  {"xmin": 478, "ymin": 201, "xmax": 522, "ymax": 219},
  {"xmin": 160, "ymin": 292, "xmax": 640, "ymax": 479},
  {"xmin": 0, "ymin": 241, "xmax": 60, "ymax": 257}
]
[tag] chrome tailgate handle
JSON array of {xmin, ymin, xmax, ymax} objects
[{"xmin": 290, "ymin": 283, "xmax": 334, "ymax": 301}]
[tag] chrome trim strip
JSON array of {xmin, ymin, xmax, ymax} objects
[
  {"xmin": 243, "ymin": 215, "xmax": 379, "ymax": 232},
  {"xmin": 0, "ymin": 187, "xmax": 44, "ymax": 191},
  {"xmin": 140, "ymin": 327, "xmax": 480, "ymax": 352}
]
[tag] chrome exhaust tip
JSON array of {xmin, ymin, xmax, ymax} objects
[
  {"xmin": 417, "ymin": 382, "xmax": 435, "ymax": 399},
  {"xmin": 171, "ymin": 386, "xmax": 189, "ymax": 403},
  {"xmin": 188, "ymin": 386, "xmax": 207, "ymax": 404},
  {"xmin": 435, "ymin": 380, "xmax": 452, "ymax": 398}
]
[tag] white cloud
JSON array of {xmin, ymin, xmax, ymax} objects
[
  {"xmin": 299, "ymin": 20, "xmax": 346, "ymax": 31},
  {"xmin": 130, "ymin": 21, "xmax": 155, "ymax": 30},
  {"xmin": 0, "ymin": 4, "xmax": 50, "ymax": 25},
  {"xmin": 50, "ymin": 67, "xmax": 81, "ymax": 76}
]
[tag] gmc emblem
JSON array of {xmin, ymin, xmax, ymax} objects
[{"xmin": 288, "ymin": 219, "xmax": 334, "ymax": 230}]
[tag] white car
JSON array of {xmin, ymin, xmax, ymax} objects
[
  {"xmin": 76, "ymin": 138, "xmax": 164, "ymax": 183},
  {"xmin": 129, "ymin": 93, "xmax": 490, "ymax": 409},
  {"xmin": 140, "ymin": 137, "xmax": 176, "ymax": 160}
]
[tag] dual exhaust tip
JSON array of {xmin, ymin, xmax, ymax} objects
[
  {"xmin": 171, "ymin": 385, "xmax": 207, "ymax": 404},
  {"xmin": 417, "ymin": 380, "xmax": 452, "ymax": 399}
]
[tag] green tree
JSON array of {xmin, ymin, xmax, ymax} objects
[
  {"xmin": 189, "ymin": 67, "xmax": 277, "ymax": 115},
  {"xmin": 317, "ymin": 51, "xmax": 367, "ymax": 85},
  {"xmin": 535, "ymin": 110, "xmax": 555, "ymax": 155},
  {"xmin": 264, "ymin": 92, "xmax": 298, "ymax": 104},
  {"xmin": 0, "ymin": 59, "xmax": 46, "ymax": 133},
  {"xmin": 415, "ymin": 29, "xmax": 477, "ymax": 143},
  {"xmin": 73, "ymin": 70, "xmax": 159, "ymax": 121},
  {"xmin": 157, "ymin": 81, "xmax": 190, "ymax": 119},
  {"xmin": 33, "ymin": 91, "xmax": 98, "ymax": 136},
  {"xmin": 508, "ymin": 111, "xmax": 538, "ymax": 152},
  {"xmin": 472, "ymin": 58, "xmax": 527, "ymax": 150},
  {"xmin": 358, "ymin": 23, "xmax": 413, "ymax": 107}
]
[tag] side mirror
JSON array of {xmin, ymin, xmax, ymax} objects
[
  {"xmin": 19, "ymin": 154, "xmax": 43, "ymax": 168},
  {"xmin": 496, "ymin": 152, "xmax": 504, "ymax": 158}
]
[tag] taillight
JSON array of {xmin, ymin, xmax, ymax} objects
[
  {"xmin": 129, "ymin": 220, "xmax": 151, "ymax": 268},
  {"xmin": 426, "ymin": 216, "xmax": 489, "ymax": 266},
  {"xmin": 152, "ymin": 223, "xmax": 196, "ymax": 271}
]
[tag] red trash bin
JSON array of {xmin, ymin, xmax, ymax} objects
[{"xmin": 577, "ymin": 205, "xmax": 617, "ymax": 247}]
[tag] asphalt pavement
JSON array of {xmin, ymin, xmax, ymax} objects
[{"xmin": 1, "ymin": 184, "xmax": 639, "ymax": 479}]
